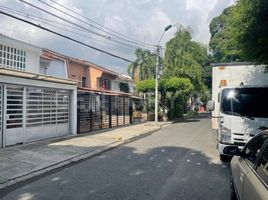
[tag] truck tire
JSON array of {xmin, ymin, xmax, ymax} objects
[{"xmin": 220, "ymin": 154, "xmax": 232, "ymax": 162}]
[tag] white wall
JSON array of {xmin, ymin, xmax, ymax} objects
[
  {"xmin": 112, "ymin": 79, "xmax": 120, "ymax": 92},
  {"xmin": 112, "ymin": 79, "xmax": 134, "ymax": 93},
  {"xmin": 0, "ymin": 34, "xmax": 41, "ymax": 73},
  {"xmin": 40, "ymin": 59, "xmax": 68, "ymax": 79},
  {"xmin": 26, "ymin": 50, "xmax": 41, "ymax": 73}
]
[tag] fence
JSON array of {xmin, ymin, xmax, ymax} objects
[{"xmin": 77, "ymin": 90, "xmax": 145, "ymax": 133}]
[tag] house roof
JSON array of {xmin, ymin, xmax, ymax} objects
[
  {"xmin": 118, "ymin": 74, "xmax": 133, "ymax": 81},
  {"xmin": 41, "ymin": 48, "xmax": 119, "ymax": 76},
  {"xmin": 41, "ymin": 49, "xmax": 68, "ymax": 62},
  {"xmin": 69, "ymin": 57, "xmax": 118, "ymax": 76},
  {"xmin": 0, "ymin": 67, "xmax": 78, "ymax": 85}
]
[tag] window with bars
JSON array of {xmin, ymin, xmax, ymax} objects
[{"xmin": 0, "ymin": 44, "xmax": 26, "ymax": 71}]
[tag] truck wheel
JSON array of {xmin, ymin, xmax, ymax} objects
[{"xmin": 220, "ymin": 154, "xmax": 232, "ymax": 162}]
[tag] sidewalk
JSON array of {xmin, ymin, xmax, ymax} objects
[{"xmin": 0, "ymin": 122, "xmax": 163, "ymax": 190}]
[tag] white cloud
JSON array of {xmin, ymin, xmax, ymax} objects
[{"xmin": 0, "ymin": 0, "xmax": 235, "ymax": 74}]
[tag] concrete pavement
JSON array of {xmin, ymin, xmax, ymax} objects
[
  {"xmin": 1, "ymin": 113, "xmax": 229, "ymax": 200},
  {"xmin": 0, "ymin": 122, "xmax": 162, "ymax": 190}
]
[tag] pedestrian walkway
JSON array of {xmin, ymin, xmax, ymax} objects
[{"xmin": 0, "ymin": 122, "xmax": 162, "ymax": 190}]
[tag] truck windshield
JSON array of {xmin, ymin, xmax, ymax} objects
[{"xmin": 220, "ymin": 88, "xmax": 268, "ymax": 118}]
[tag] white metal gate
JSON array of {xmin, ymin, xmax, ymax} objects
[
  {"xmin": 5, "ymin": 85, "xmax": 24, "ymax": 145},
  {"xmin": 2, "ymin": 84, "xmax": 70, "ymax": 146},
  {"xmin": 26, "ymin": 87, "xmax": 70, "ymax": 142}
]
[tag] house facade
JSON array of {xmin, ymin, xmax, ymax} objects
[
  {"xmin": 0, "ymin": 34, "xmax": 77, "ymax": 148},
  {"xmin": 66, "ymin": 57, "xmax": 134, "ymax": 133},
  {"xmin": 67, "ymin": 57, "xmax": 118, "ymax": 90},
  {"xmin": 112, "ymin": 74, "xmax": 134, "ymax": 94},
  {"xmin": 40, "ymin": 49, "xmax": 69, "ymax": 79}
]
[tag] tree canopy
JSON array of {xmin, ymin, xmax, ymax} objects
[
  {"xmin": 163, "ymin": 27, "xmax": 207, "ymax": 91},
  {"xmin": 127, "ymin": 48, "xmax": 156, "ymax": 81},
  {"xmin": 209, "ymin": 0, "xmax": 268, "ymax": 64}
]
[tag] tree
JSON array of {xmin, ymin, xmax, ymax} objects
[
  {"xmin": 164, "ymin": 77, "xmax": 194, "ymax": 119},
  {"xmin": 234, "ymin": 0, "xmax": 268, "ymax": 64},
  {"xmin": 163, "ymin": 27, "xmax": 207, "ymax": 91},
  {"xmin": 135, "ymin": 79, "xmax": 155, "ymax": 93},
  {"xmin": 209, "ymin": 0, "xmax": 268, "ymax": 64},
  {"xmin": 128, "ymin": 48, "xmax": 156, "ymax": 81},
  {"xmin": 209, "ymin": 7, "xmax": 241, "ymax": 63}
]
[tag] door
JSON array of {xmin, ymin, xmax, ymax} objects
[{"xmin": 5, "ymin": 85, "xmax": 24, "ymax": 145}]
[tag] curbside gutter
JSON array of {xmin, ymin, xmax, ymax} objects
[{"xmin": 0, "ymin": 126, "xmax": 161, "ymax": 191}]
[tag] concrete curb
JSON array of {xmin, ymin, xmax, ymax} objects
[{"xmin": 0, "ymin": 126, "xmax": 161, "ymax": 191}]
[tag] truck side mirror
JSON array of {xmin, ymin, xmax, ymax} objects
[
  {"xmin": 223, "ymin": 146, "xmax": 241, "ymax": 156},
  {"xmin": 206, "ymin": 100, "xmax": 215, "ymax": 111}
]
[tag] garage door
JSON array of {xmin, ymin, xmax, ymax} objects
[{"xmin": 26, "ymin": 87, "xmax": 70, "ymax": 142}]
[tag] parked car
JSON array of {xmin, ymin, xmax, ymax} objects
[{"xmin": 223, "ymin": 131, "xmax": 268, "ymax": 200}]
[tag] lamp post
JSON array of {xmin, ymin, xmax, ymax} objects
[{"xmin": 155, "ymin": 24, "xmax": 173, "ymax": 125}]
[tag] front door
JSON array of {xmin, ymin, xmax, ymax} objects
[{"xmin": 5, "ymin": 85, "xmax": 24, "ymax": 146}]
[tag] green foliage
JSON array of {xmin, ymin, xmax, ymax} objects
[
  {"xmin": 128, "ymin": 48, "xmax": 156, "ymax": 81},
  {"xmin": 164, "ymin": 77, "xmax": 194, "ymax": 119},
  {"xmin": 163, "ymin": 27, "xmax": 207, "ymax": 91},
  {"xmin": 209, "ymin": 0, "xmax": 268, "ymax": 64},
  {"xmin": 135, "ymin": 79, "xmax": 155, "ymax": 93},
  {"xmin": 209, "ymin": 7, "xmax": 241, "ymax": 63},
  {"xmin": 164, "ymin": 77, "xmax": 193, "ymax": 93},
  {"xmin": 202, "ymin": 66, "xmax": 212, "ymax": 89}
]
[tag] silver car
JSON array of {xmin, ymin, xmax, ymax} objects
[{"xmin": 223, "ymin": 131, "xmax": 268, "ymax": 200}]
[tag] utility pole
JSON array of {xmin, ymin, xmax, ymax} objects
[
  {"xmin": 154, "ymin": 24, "xmax": 173, "ymax": 125},
  {"xmin": 155, "ymin": 45, "xmax": 160, "ymax": 124}
]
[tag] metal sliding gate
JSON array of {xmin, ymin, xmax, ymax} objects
[
  {"xmin": 78, "ymin": 92, "xmax": 131, "ymax": 133},
  {"xmin": 0, "ymin": 84, "xmax": 70, "ymax": 147}
]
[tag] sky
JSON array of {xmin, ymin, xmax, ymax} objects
[{"xmin": 0, "ymin": 0, "xmax": 235, "ymax": 74}]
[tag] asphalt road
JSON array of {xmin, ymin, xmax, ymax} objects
[{"xmin": 1, "ymin": 113, "xmax": 230, "ymax": 200}]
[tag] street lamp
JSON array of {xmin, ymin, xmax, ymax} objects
[{"xmin": 155, "ymin": 24, "xmax": 173, "ymax": 125}]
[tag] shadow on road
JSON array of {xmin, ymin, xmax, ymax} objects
[{"xmin": 1, "ymin": 144, "xmax": 230, "ymax": 200}]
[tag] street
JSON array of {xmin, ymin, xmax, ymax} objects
[{"xmin": 0, "ymin": 114, "xmax": 230, "ymax": 200}]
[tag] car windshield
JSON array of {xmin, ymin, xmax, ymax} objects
[{"xmin": 220, "ymin": 88, "xmax": 268, "ymax": 118}]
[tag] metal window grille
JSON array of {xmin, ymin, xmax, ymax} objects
[{"xmin": 0, "ymin": 44, "xmax": 26, "ymax": 71}]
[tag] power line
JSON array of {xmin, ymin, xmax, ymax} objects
[
  {"xmin": 18, "ymin": 0, "xmax": 111, "ymax": 39},
  {"xmin": 48, "ymin": 0, "xmax": 156, "ymax": 47},
  {"xmin": 0, "ymin": 10, "xmax": 134, "ymax": 63},
  {"xmin": 0, "ymin": 5, "xmax": 144, "ymax": 51},
  {"xmin": 19, "ymin": 0, "xmax": 156, "ymax": 49}
]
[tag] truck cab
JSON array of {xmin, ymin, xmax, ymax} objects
[{"xmin": 210, "ymin": 86, "xmax": 268, "ymax": 161}]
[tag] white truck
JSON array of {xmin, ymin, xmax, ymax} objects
[{"xmin": 207, "ymin": 63, "xmax": 268, "ymax": 161}]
